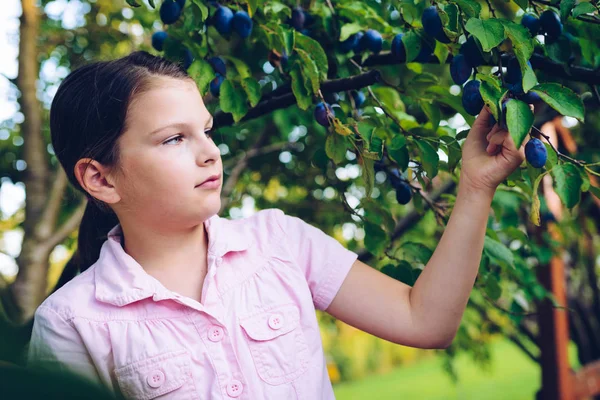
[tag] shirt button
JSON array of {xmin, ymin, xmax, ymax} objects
[
  {"xmin": 226, "ymin": 379, "xmax": 243, "ymax": 397},
  {"xmin": 146, "ymin": 370, "xmax": 165, "ymax": 388},
  {"xmin": 268, "ymin": 313, "xmax": 284, "ymax": 330},
  {"xmin": 208, "ymin": 325, "xmax": 224, "ymax": 342}
]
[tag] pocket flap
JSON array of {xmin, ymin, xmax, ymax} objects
[
  {"xmin": 239, "ymin": 304, "xmax": 300, "ymax": 341},
  {"xmin": 114, "ymin": 349, "xmax": 191, "ymax": 400}
]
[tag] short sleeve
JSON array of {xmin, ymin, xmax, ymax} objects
[
  {"xmin": 27, "ymin": 306, "xmax": 102, "ymax": 388},
  {"xmin": 271, "ymin": 209, "xmax": 359, "ymax": 311}
]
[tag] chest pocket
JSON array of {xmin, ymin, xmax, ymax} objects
[
  {"xmin": 114, "ymin": 349, "xmax": 197, "ymax": 400},
  {"xmin": 239, "ymin": 303, "xmax": 309, "ymax": 385}
]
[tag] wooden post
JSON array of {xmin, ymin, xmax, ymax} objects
[{"xmin": 535, "ymin": 224, "xmax": 574, "ymax": 400}]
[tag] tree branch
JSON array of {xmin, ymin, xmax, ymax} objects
[
  {"xmin": 357, "ymin": 178, "xmax": 457, "ymax": 263},
  {"xmin": 222, "ymin": 141, "xmax": 303, "ymax": 169},
  {"xmin": 214, "ymin": 70, "xmax": 381, "ymax": 128},
  {"xmin": 42, "ymin": 198, "xmax": 86, "ymax": 252},
  {"xmin": 34, "ymin": 168, "xmax": 68, "ymax": 240},
  {"xmin": 220, "ymin": 128, "xmax": 272, "ymax": 212}
]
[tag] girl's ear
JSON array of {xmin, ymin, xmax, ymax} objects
[{"xmin": 74, "ymin": 158, "xmax": 121, "ymax": 205}]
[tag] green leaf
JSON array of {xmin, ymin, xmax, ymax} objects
[
  {"xmin": 531, "ymin": 83, "xmax": 585, "ymax": 122},
  {"xmin": 295, "ymin": 49, "xmax": 320, "ymax": 94},
  {"xmin": 501, "ymin": 20, "xmax": 537, "ymax": 91},
  {"xmin": 440, "ymin": 4, "xmax": 460, "ymax": 40},
  {"xmin": 572, "ymin": 2, "xmax": 597, "ymax": 18},
  {"xmin": 241, "ymin": 77, "xmax": 261, "ymax": 107},
  {"xmin": 560, "ymin": 0, "xmax": 577, "ymax": 20},
  {"xmin": 325, "ymin": 133, "xmax": 347, "ymax": 164},
  {"xmin": 400, "ymin": 242, "xmax": 434, "ymax": 264},
  {"xmin": 530, "ymin": 170, "xmax": 550, "ymax": 226},
  {"xmin": 220, "ymin": 80, "xmax": 249, "ymax": 123},
  {"xmin": 551, "ymin": 163, "xmax": 583, "ymax": 209},
  {"xmin": 440, "ymin": 136, "xmax": 462, "ymax": 173},
  {"xmin": 221, "ymin": 56, "xmax": 251, "ymax": 79},
  {"xmin": 362, "ymin": 157, "xmax": 375, "ymax": 198},
  {"xmin": 506, "ymin": 99, "xmax": 534, "ymax": 148},
  {"xmin": 419, "ymin": 100, "xmax": 441, "ymax": 130},
  {"xmin": 263, "ymin": 1, "xmax": 291, "ymax": 18},
  {"xmin": 544, "ymin": 143, "xmax": 558, "ymax": 170},
  {"xmin": 125, "ymin": 0, "xmax": 142, "ymax": 7},
  {"xmin": 187, "ymin": 59, "xmax": 215, "ymax": 96},
  {"xmin": 389, "ymin": 134, "xmax": 407, "ymax": 150},
  {"xmin": 484, "ymin": 236, "xmax": 515, "ymax": 269},
  {"xmin": 340, "ymin": 22, "xmax": 363, "ymax": 41},
  {"xmin": 290, "ymin": 64, "xmax": 312, "ymax": 110},
  {"xmin": 451, "ymin": 0, "xmax": 482, "ymax": 18},
  {"xmin": 465, "ymin": 18, "xmax": 506, "ymax": 52},
  {"xmin": 590, "ymin": 185, "xmax": 600, "ymax": 199},
  {"xmin": 580, "ymin": 166, "xmax": 591, "ymax": 192},
  {"xmin": 477, "ymin": 75, "xmax": 503, "ymax": 119},
  {"xmin": 434, "ymin": 40, "xmax": 450, "ymax": 64},
  {"xmin": 388, "ymin": 146, "xmax": 410, "ymax": 171},
  {"xmin": 415, "ymin": 139, "xmax": 439, "ymax": 179},
  {"xmin": 246, "ymin": 0, "xmax": 263, "ymax": 18},
  {"xmin": 295, "ymin": 34, "xmax": 328, "ymax": 80},
  {"xmin": 403, "ymin": 31, "xmax": 423, "ymax": 63},
  {"xmin": 484, "ymin": 274, "xmax": 502, "ymax": 301},
  {"xmin": 364, "ymin": 220, "xmax": 389, "ymax": 255},
  {"xmin": 512, "ymin": 0, "xmax": 529, "ymax": 12}
]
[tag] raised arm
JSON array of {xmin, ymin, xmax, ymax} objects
[{"xmin": 326, "ymin": 107, "xmax": 525, "ymax": 349}]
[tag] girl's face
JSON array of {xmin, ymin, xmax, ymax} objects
[{"xmin": 112, "ymin": 77, "xmax": 222, "ymax": 229}]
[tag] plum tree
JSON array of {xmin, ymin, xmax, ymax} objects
[
  {"xmin": 210, "ymin": 74, "xmax": 225, "ymax": 97},
  {"xmin": 521, "ymin": 13, "xmax": 540, "ymax": 37},
  {"xmin": 395, "ymin": 181, "xmax": 413, "ymax": 205},
  {"xmin": 422, "ymin": 6, "xmax": 451, "ymax": 43},
  {"xmin": 340, "ymin": 33, "xmax": 362, "ymax": 53},
  {"xmin": 208, "ymin": 56, "xmax": 226, "ymax": 75},
  {"xmin": 151, "ymin": 31, "xmax": 167, "ymax": 51},
  {"xmin": 459, "ymin": 36, "xmax": 486, "ymax": 67},
  {"xmin": 462, "ymin": 80, "xmax": 484, "ymax": 116},
  {"xmin": 351, "ymin": 90, "xmax": 366, "ymax": 107},
  {"xmin": 360, "ymin": 30, "xmax": 383, "ymax": 54},
  {"xmin": 525, "ymin": 137, "xmax": 548, "ymax": 168},
  {"xmin": 314, "ymin": 102, "xmax": 334, "ymax": 127},
  {"xmin": 450, "ymin": 54, "xmax": 473, "ymax": 85},
  {"xmin": 540, "ymin": 9, "xmax": 562, "ymax": 44},
  {"xmin": 391, "ymin": 33, "xmax": 406, "ymax": 62},
  {"xmin": 232, "ymin": 10, "xmax": 253, "ymax": 38},
  {"xmin": 291, "ymin": 7, "xmax": 305, "ymax": 31},
  {"xmin": 213, "ymin": 5, "xmax": 234, "ymax": 35},
  {"xmin": 159, "ymin": 0, "xmax": 181, "ymax": 25}
]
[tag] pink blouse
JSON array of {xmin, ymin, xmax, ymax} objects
[{"xmin": 27, "ymin": 208, "xmax": 359, "ymax": 399}]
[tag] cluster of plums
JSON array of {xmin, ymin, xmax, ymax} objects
[
  {"xmin": 313, "ymin": 90, "xmax": 366, "ymax": 127},
  {"xmin": 340, "ymin": 30, "xmax": 384, "ymax": 54},
  {"xmin": 374, "ymin": 159, "xmax": 413, "ymax": 205},
  {"xmin": 290, "ymin": 6, "xmax": 315, "ymax": 35},
  {"xmin": 212, "ymin": 4, "xmax": 253, "ymax": 38},
  {"xmin": 521, "ymin": 9, "xmax": 563, "ymax": 44},
  {"xmin": 151, "ymin": 30, "xmax": 194, "ymax": 69}
]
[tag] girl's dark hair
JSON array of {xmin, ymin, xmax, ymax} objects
[{"xmin": 50, "ymin": 51, "xmax": 193, "ymax": 277}]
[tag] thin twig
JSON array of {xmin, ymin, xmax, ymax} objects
[
  {"xmin": 485, "ymin": 0, "xmax": 497, "ymax": 18},
  {"xmin": 531, "ymin": 126, "xmax": 587, "ymax": 167}
]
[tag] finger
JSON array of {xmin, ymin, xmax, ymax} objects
[
  {"xmin": 488, "ymin": 130, "xmax": 508, "ymax": 146},
  {"xmin": 486, "ymin": 124, "xmax": 504, "ymax": 141},
  {"xmin": 470, "ymin": 106, "xmax": 494, "ymax": 137}
]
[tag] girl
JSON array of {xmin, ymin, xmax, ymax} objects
[{"xmin": 27, "ymin": 50, "xmax": 525, "ymax": 399}]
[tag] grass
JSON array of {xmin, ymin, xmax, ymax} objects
[{"xmin": 333, "ymin": 338, "xmax": 542, "ymax": 400}]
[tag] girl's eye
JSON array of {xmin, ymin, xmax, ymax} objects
[
  {"xmin": 163, "ymin": 135, "xmax": 184, "ymax": 145},
  {"xmin": 162, "ymin": 129, "xmax": 215, "ymax": 146}
]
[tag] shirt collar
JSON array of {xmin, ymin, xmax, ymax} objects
[{"xmin": 94, "ymin": 213, "xmax": 255, "ymax": 307}]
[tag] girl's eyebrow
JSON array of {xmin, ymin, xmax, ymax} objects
[{"xmin": 148, "ymin": 116, "xmax": 214, "ymax": 136}]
